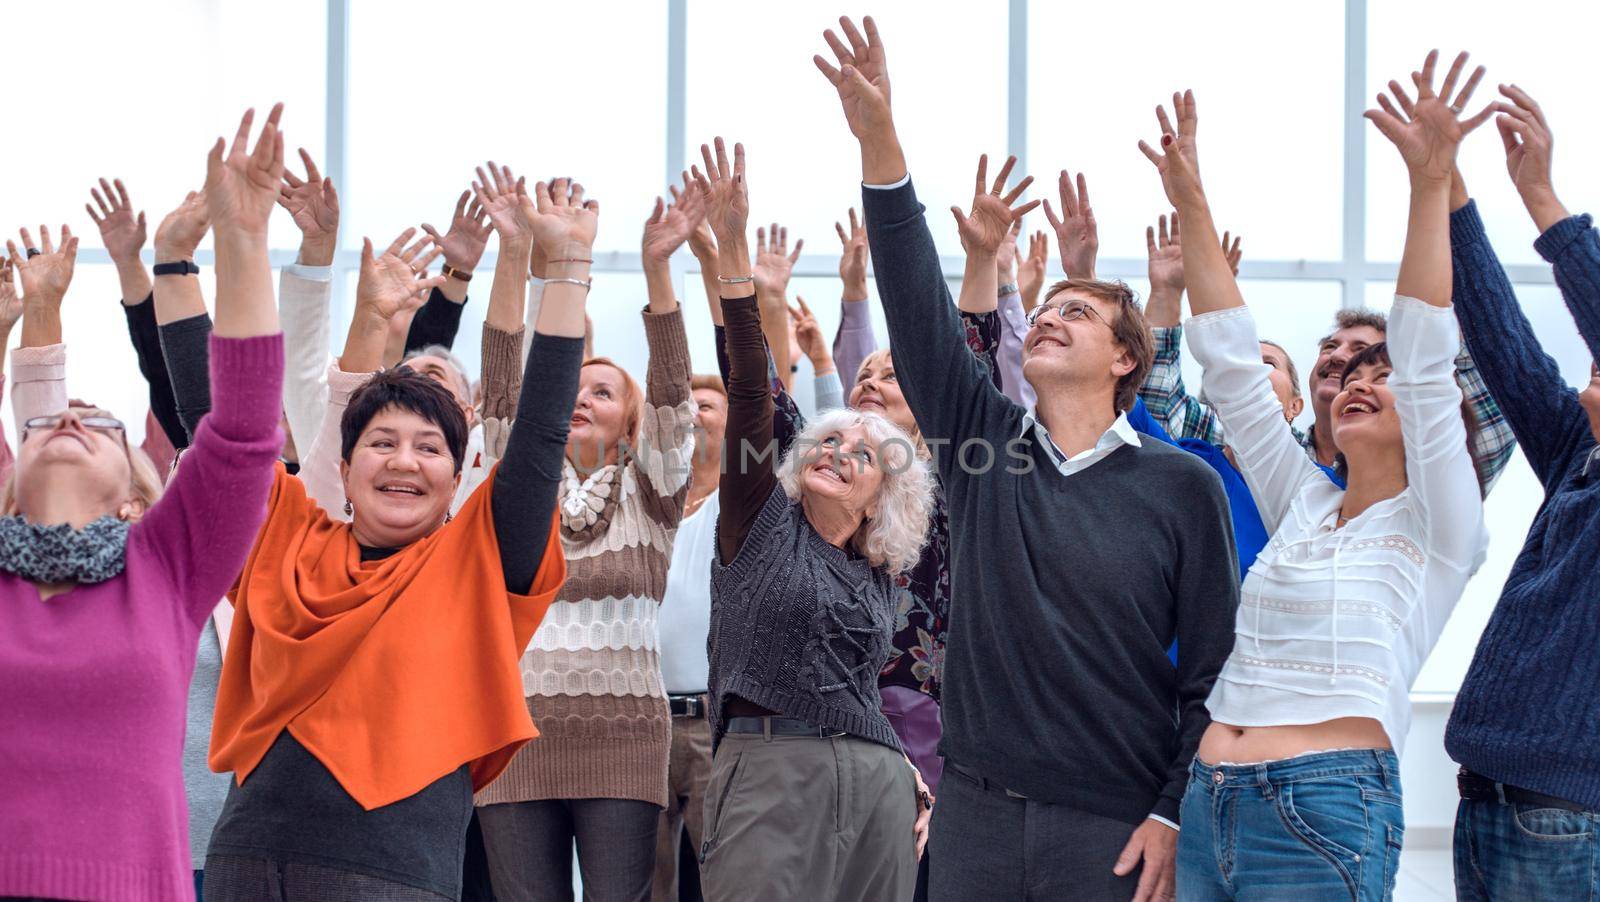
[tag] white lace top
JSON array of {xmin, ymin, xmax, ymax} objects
[{"xmin": 1185, "ymin": 296, "xmax": 1488, "ymax": 754}]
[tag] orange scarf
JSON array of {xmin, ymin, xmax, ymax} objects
[{"xmin": 210, "ymin": 463, "xmax": 565, "ymax": 810}]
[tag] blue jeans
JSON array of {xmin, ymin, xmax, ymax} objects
[
  {"xmin": 1177, "ymin": 750, "xmax": 1404, "ymax": 901},
  {"xmin": 1454, "ymin": 795, "xmax": 1600, "ymax": 901}
]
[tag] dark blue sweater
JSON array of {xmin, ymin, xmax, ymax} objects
[
  {"xmin": 863, "ymin": 179, "xmax": 1239, "ymax": 825},
  {"xmin": 1443, "ymin": 201, "xmax": 1600, "ymax": 809}
]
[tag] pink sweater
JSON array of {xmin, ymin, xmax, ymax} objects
[{"xmin": 0, "ymin": 335, "xmax": 283, "ymax": 902}]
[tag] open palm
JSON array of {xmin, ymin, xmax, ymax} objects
[
  {"xmin": 206, "ymin": 104, "xmax": 285, "ymax": 236},
  {"xmin": 1366, "ymin": 51, "xmax": 1494, "ymax": 182},
  {"xmin": 357, "ymin": 229, "xmax": 443, "ymax": 321},
  {"xmin": 642, "ymin": 182, "xmax": 707, "ymax": 263},
  {"xmin": 953, "ymin": 154, "xmax": 1038, "ymax": 256},
  {"xmin": 0, "ymin": 261, "xmax": 20, "ymax": 331},
  {"xmin": 279, "ymin": 150, "xmax": 339, "ymax": 241},
  {"xmin": 12, "ymin": 227, "xmax": 78, "ymax": 302},
  {"xmin": 528, "ymin": 178, "xmax": 599, "ymax": 254},
  {"xmin": 815, "ymin": 17, "xmax": 893, "ymax": 140}
]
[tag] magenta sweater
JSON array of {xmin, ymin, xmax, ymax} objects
[{"xmin": 0, "ymin": 334, "xmax": 283, "ymax": 902}]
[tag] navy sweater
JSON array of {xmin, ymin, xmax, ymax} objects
[
  {"xmin": 1444, "ymin": 201, "xmax": 1600, "ymax": 809},
  {"xmin": 863, "ymin": 179, "xmax": 1239, "ymax": 825}
]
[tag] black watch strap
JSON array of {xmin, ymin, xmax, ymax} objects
[{"xmin": 153, "ymin": 260, "xmax": 200, "ymax": 277}]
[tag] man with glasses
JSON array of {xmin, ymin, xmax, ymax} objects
[{"xmin": 815, "ymin": 17, "xmax": 1239, "ymax": 900}]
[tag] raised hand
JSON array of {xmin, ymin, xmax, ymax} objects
[
  {"xmin": 1138, "ymin": 92, "xmax": 1206, "ymax": 211},
  {"xmin": 1042, "ymin": 170, "xmax": 1098, "ymax": 279},
  {"xmin": 1366, "ymin": 50, "xmax": 1494, "ymax": 182},
  {"xmin": 7, "ymin": 226, "xmax": 78, "ymax": 304},
  {"xmin": 677, "ymin": 175, "xmax": 719, "ymax": 262},
  {"xmin": 0, "ymin": 258, "xmax": 20, "ymax": 334},
  {"xmin": 642, "ymin": 176, "xmax": 708, "ymax": 264},
  {"xmin": 789, "ymin": 296, "xmax": 830, "ymax": 369},
  {"xmin": 206, "ymin": 104, "xmax": 286, "ymax": 237},
  {"xmin": 154, "ymin": 191, "xmax": 212, "ymax": 262},
  {"xmin": 1222, "ymin": 230, "xmax": 1242, "ymax": 275},
  {"xmin": 753, "ymin": 223, "xmax": 803, "ymax": 298},
  {"xmin": 526, "ymin": 178, "xmax": 600, "ymax": 260},
  {"xmin": 1019, "ymin": 229, "xmax": 1049, "ymax": 311},
  {"xmin": 1494, "ymin": 84, "xmax": 1568, "ymax": 232},
  {"xmin": 813, "ymin": 15, "xmax": 893, "ymax": 142},
  {"xmin": 86, "ymin": 178, "xmax": 146, "ymax": 263},
  {"xmin": 278, "ymin": 148, "xmax": 340, "ymax": 265},
  {"xmin": 951, "ymin": 154, "xmax": 1040, "ymax": 257},
  {"xmin": 1147, "ymin": 212, "xmax": 1184, "ymax": 298},
  {"xmin": 355, "ymin": 228, "xmax": 445, "ymax": 322},
  {"xmin": 472, "ymin": 161, "xmax": 538, "ymax": 246},
  {"xmin": 836, "ymin": 207, "xmax": 870, "ymax": 298},
  {"xmin": 693, "ymin": 137, "xmax": 748, "ymax": 247},
  {"xmin": 421, "ymin": 189, "xmax": 492, "ymax": 274},
  {"xmin": 996, "ymin": 220, "xmax": 1021, "ymax": 283}
]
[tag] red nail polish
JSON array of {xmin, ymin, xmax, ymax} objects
[{"xmin": 1161, "ymin": 135, "xmax": 1172, "ymax": 147}]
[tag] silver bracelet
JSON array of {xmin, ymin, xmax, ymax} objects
[
  {"xmin": 545, "ymin": 277, "xmax": 592, "ymax": 290},
  {"xmin": 717, "ymin": 275, "xmax": 754, "ymax": 284}
]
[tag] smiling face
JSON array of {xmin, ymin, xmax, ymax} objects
[
  {"xmin": 1260, "ymin": 341, "xmax": 1305, "ymax": 422},
  {"xmin": 12, "ymin": 407, "xmax": 145, "ymax": 523},
  {"xmin": 1021, "ymin": 289, "xmax": 1137, "ymax": 405},
  {"xmin": 339, "ymin": 406, "xmax": 461, "ymax": 548},
  {"xmin": 1330, "ymin": 359, "xmax": 1402, "ymax": 464},
  {"xmin": 404, "ymin": 353, "xmax": 476, "ymax": 427},
  {"xmin": 849, "ymin": 351, "xmax": 915, "ymax": 436},
  {"xmin": 1311, "ymin": 324, "xmax": 1385, "ymax": 420},
  {"xmin": 568, "ymin": 362, "xmax": 635, "ymax": 467},
  {"xmin": 798, "ymin": 421, "xmax": 886, "ymax": 515}
]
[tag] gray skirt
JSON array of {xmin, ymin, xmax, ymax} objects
[
  {"xmin": 699, "ymin": 731, "xmax": 917, "ymax": 902},
  {"xmin": 203, "ymin": 855, "xmax": 452, "ymax": 902}
]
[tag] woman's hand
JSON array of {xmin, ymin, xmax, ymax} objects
[
  {"xmin": 752, "ymin": 223, "xmax": 802, "ymax": 298},
  {"xmin": 205, "ymin": 104, "xmax": 285, "ymax": 238},
  {"xmin": 695, "ymin": 137, "xmax": 748, "ymax": 248},
  {"xmin": 1366, "ymin": 50, "xmax": 1494, "ymax": 184},
  {"xmin": 680, "ymin": 174, "xmax": 720, "ymax": 263},
  {"xmin": 473, "ymin": 161, "xmax": 538, "ymax": 247},
  {"xmin": 789, "ymin": 296, "xmax": 832, "ymax": 373},
  {"xmin": 1042, "ymin": 169, "xmax": 1097, "ymax": 279},
  {"xmin": 0, "ymin": 258, "xmax": 20, "ymax": 335},
  {"xmin": 355, "ymin": 228, "xmax": 445, "ymax": 323},
  {"xmin": 836, "ymin": 207, "xmax": 870, "ymax": 299},
  {"xmin": 422, "ymin": 188, "xmax": 493, "ymax": 274},
  {"xmin": 1018, "ymin": 229, "xmax": 1049, "ymax": 311},
  {"xmin": 85, "ymin": 178, "xmax": 146, "ymax": 265},
  {"xmin": 642, "ymin": 177, "xmax": 708, "ymax": 265},
  {"xmin": 1138, "ymin": 91, "xmax": 1207, "ymax": 212},
  {"xmin": 154, "ymin": 191, "xmax": 212, "ymax": 263},
  {"xmin": 8, "ymin": 226, "xmax": 78, "ymax": 307},
  {"xmin": 524, "ymin": 178, "xmax": 599, "ymax": 262},
  {"xmin": 951, "ymin": 154, "xmax": 1040, "ymax": 258},
  {"xmin": 278, "ymin": 149, "xmax": 340, "ymax": 266}
]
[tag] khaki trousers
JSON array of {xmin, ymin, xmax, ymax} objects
[{"xmin": 650, "ymin": 711, "xmax": 714, "ymax": 901}]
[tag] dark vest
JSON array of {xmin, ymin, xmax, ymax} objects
[{"xmin": 709, "ymin": 485, "xmax": 903, "ymax": 752}]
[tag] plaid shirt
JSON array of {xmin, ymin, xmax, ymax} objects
[{"xmin": 1139, "ymin": 324, "xmax": 1517, "ymax": 496}]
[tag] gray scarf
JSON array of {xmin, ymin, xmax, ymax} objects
[{"xmin": 0, "ymin": 515, "xmax": 131, "ymax": 586}]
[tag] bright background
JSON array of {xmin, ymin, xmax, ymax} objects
[{"xmin": 5, "ymin": 0, "xmax": 1598, "ymax": 866}]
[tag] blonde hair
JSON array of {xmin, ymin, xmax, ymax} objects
[
  {"xmin": 853, "ymin": 347, "xmax": 929, "ymax": 460},
  {"xmin": 776, "ymin": 408, "xmax": 935, "ymax": 575},
  {"xmin": 690, "ymin": 373, "xmax": 727, "ymax": 396},
  {"xmin": 1, "ymin": 408, "xmax": 165, "ymax": 518}
]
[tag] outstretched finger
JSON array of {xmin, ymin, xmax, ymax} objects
[
  {"xmin": 1058, "ymin": 170, "xmax": 1078, "ymax": 212},
  {"xmin": 992, "ymin": 155, "xmax": 1018, "ymax": 195},
  {"xmin": 756, "ymin": 226, "xmax": 768, "ymax": 255},
  {"xmin": 1075, "ymin": 172, "xmax": 1092, "ymax": 212},
  {"xmin": 1416, "ymin": 49, "xmax": 1440, "ymax": 98},
  {"xmin": 229, "ymin": 107, "xmax": 256, "ymax": 157},
  {"xmin": 1376, "ymin": 93, "xmax": 1405, "ymax": 125},
  {"xmin": 840, "ymin": 16, "xmax": 869, "ymax": 56},
  {"xmin": 714, "ymin": 137, "xmax": 730, "ymax": 181},
  {"xmin": 1461, "ymin": 102, "xmax": 1498, "ymax": 134},
  {"xmin": 836, "ymin": 221, "xmax": 849, "ymax": 245},
  {"xmin": 1157, "ymin": 214, "xmax": 1169, "ymax": 247},
  {"xmin": 1041, "ymin": 198, "xmax": 1062, "ymax": 232},
  {"xmin": 91, "ymin": 187, "xmax": 113, "ymax": 219},
  {"xmin": 813, "ymin": 54, "xmax": 843, "ymax": 86},
  {"xmin": 114, "ymin": 178, "xmax": 132, "ymax": 210},
  {"xmin": 85, "ymin": 203, "xmax": 103, "ymax": 225},
  {"xmin": 1455, "ymin": 64, "xmax": 1487, "ymax": 112},
  {"xmin": 789, "ymin": 238, "xmax": 803, "ymax": 263},
  {"xmin": 1001, "ymin": 174, "xmax": 1034, "ymax": 206},
  {"xmin": 300, "ymin": 148, "xmax": 321, "ymax": 183},
  {"xmin": 97, "ymin": 178, "xmax": 119, "ymax": 212},
  {"xmin": 1170, "ymin": 210, "xmax": 1180, "ymax": 241},
  {"xmin": 1495, "ymin": 115, "xmax": 1522, "ymax": 155},
  {"xmin": 39, "ymin": 225, "xmax": 54, "ymax": 256},
  {"xmin": 1499, "ymin": 83, "xmax": 1548, "ymax": 127},
  {"xmin": 648, "ymin": 196, "xmax": 665, "ymax": 224},
  {"xmin": 1440, "ymin": 50, "xmax": 1468, "ymax": 102},
  {"xmin": 384, "ymin": 228, "xmax": 416, "ymax": 258},
  {"xmin": 700, "ymin": 143, "xmax": 718, "ymax": 181},
  {"xmin": 823, "ymin": 29, "xmax": 854, "ymax": 68},
  {"xmin": 1146, "ymin": 225, "xmax": 1158, "ymax": 255},
  {"xmin": 1012, "ymin": 198, "xmax": 1041, "ymax": 220},
  {"xmin": 1155, "ymin": 105, "xmax": 1175, "ymax": 138},
  {"xmin": 452, "ymin": 190, "xmax": 470, "ymax": 220}
]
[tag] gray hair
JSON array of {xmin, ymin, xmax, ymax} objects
[
  {"xmin": 776, "ymin": 408, "xmax": 935, "ymax": 576},
  {"xmin": 402, "ymin": 344, "xmax": 473, "ymax": 404}
]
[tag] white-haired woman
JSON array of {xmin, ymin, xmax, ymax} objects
[{"xmin": 694, "ymin": 137, "xmax": 935, "ymax": 902}]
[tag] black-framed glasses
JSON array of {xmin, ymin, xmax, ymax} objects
[
  {"xmin": 23, "ymin": 414, "xmax": 127, "ymax": 442},
  {"xmin": 1025, "ymin": 299, "xmax": 1112, "ymax": 329}
]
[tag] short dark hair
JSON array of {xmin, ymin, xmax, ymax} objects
[
  {"xmin": 1332, "ymin": 341, "xmax": 1479, "ymax": 482},
  {"xmin": 1042, "ymin": 278, "xmax": 1154, "ymax": 413},
  {"xmin": 1318, "ymin": 308, "xmax": 1389, "ymax": 347},
  {"xmin": 341, "ymin": 367, "xmax": 470, "ymax": 474}
]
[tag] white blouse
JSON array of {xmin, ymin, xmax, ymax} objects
[{"xmin": 1185, "ymin": 296, "xmax": 1488, "ymax": 755}]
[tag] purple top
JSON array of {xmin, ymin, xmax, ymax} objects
[
  {"xmin": 832, "ymin": 297, "xmax": 878, "ymax": 387},
  {"xmin": 0, "ymin": 334, "xmax": 284, "ymax": 902}
]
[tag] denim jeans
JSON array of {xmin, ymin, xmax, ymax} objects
[
  {"xmin": 1454, "ymin": 795, "xmax": 1600, "ymax": 901},
  {"xmin": 1177, "ymin": 750, "xmax": 1404, "ymax": 901}
]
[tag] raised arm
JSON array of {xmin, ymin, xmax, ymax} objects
[
  {"xmin": 148, "ymin": 190, "xmax": 216, "ymax": 441},
  {"xmin": 752, "ymin": 223, "xmax": 802, "ymax": 388},
  {"xmin": 7, "ymin": 226, "xmax": 76, "ymax": 434},
  {"xmin": 276, "ymin": 151, "xmax": 338, "ymax": 454},
  {"xmin": 416, "ymin": 185, "xmax": 491, "ymax": 345},
  {"xmin": 633, "ymin": 175, "xmax": 702, "ymax": 515},
  {"xmin": 1042, "ymin": 169, "xmax": 1098, "ymax": 280},
  {"xmin": 0, "ymin": 263, "xmax": 17, "ymax": 475},
  {"xmin": 832, "ymin": 207, "xmax": 877, "ymax": 382},
  {"xmin": 789, "ymin": 296, "xmax": 835, "ymax": 382},
  {"xmin": 1137, "ymin": 211, "xmax": 1229, "ymax": 446},
  {"xmin": 1017, "ymin": 228, "xmax": 1049, "ymax": 313}
]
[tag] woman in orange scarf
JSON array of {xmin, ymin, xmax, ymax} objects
[{"xmin": 202, "ymin": 179, "xmax": 599, "ymax": 902}]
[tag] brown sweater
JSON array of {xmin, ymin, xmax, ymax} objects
[{"xmin": 476, "ymin": 305, "xmax": 694, "ymax": 807}]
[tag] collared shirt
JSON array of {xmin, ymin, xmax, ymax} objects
[{"xmin": 1023, "ymin": 409, "xmax": 1143, "ymax": 476}]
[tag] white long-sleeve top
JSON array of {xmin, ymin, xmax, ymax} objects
[
  {"xmin": 278, "ymin": 263, "xmax": 334, "ymax": 455},
  {"xmin": 1185, "ymin": 296, "xmax": 1488, "ymax": 755}
]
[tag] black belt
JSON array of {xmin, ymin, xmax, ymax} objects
[
  {"xmin": 669, "ymin": 694, "xmax": 706, "ymax": 718},
  {"xmin": 1458, "ymin": 768, "xmax": 1591, "ymax": 813},
  {"xmin": 724, "ymin": 716, "xmax": 846, "ymax": 738}
]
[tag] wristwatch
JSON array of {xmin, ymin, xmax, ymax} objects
[
  {"xmin": 442, "ymin": 263, "xmax": 473, "ymax": 283},
  {"xmin": 153, "ymin": 260, "xmax": 200, "ymax": 277}
]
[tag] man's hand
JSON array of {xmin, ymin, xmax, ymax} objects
[
  {"xmin": 1042, "ymin": 170, "xmax": 1098, "ymax": 279},
  {"xmin": 1019, "ymin": 229, "xmax": 1049, "ymax": 311},
  {"xmin": 1365, "ymin": 50, "xmax": 1495, "ymax": 184},
  {"xmin": 814, "ymin": 16, "xmax": 905, "ymax": 184},
  {"xmin": 8, "ymin": 226, "xmax": 78, "ymax": 306},
  {"xmin": 1114, "ymin": 819, "xmax": 1176, "ymax": 902},
  {"xmin": 951, "ymin": 154, "xmax": 1039, "ymax": 258},
  {"xmin": 278, "ymin": 148, "xmax": 340, "ymax": 265},
  {"xmin": 86, "ymin": 178, "xmax": 146, "ymax": 265},
  {"xmin": 355, "ymin": 228, "xmax": 445, "ymax": 323},
  {"xmin": 642, "ymin": 178, "xmax": 708, "ymax": 265},
  {"xmin": 206, "ymin": 104, "xmax": 286, "ymax": 238},
  {"xmin": 421, "ymin": 189, "xmax": 492, "ymax": 274},
  {"xmin": 1494, "ymin": 83, "xmax": 1569, "ymax": 232},
  {"xmin": 154, "ymin": 191, "xmax": 212, "ymax": 263},
  {"xmin": 753, "ymin": 223, "xmax": 802, "ymax": 298},
  {"xmin": 836, "ymin": 207, "xmax": 870, "ymax": 299}
]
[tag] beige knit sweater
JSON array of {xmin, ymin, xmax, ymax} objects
[{"xmin": 476, "ymin": 306, "xmax": 694, "ymax": 807}]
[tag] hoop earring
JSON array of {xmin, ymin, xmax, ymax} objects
[{"xmin": 343, "ymin": 499, "xmax": 353, "ymax": 516}]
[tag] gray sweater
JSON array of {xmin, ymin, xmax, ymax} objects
[
  {"xmin": 861, "ymin": 179, "xmax": 1240, "ymax": 825},
  {"xmin": 184, "ymin": 618, "xmax": 230, "ymax": 869}
]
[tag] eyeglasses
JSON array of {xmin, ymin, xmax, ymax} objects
[
  {"xmin": 1025, "ymin": 299, "xmax": 1112, "ymax": 329},
  {"xmin": 23, "ymin": 414, "xmax": 127, "ymax": 442}
]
